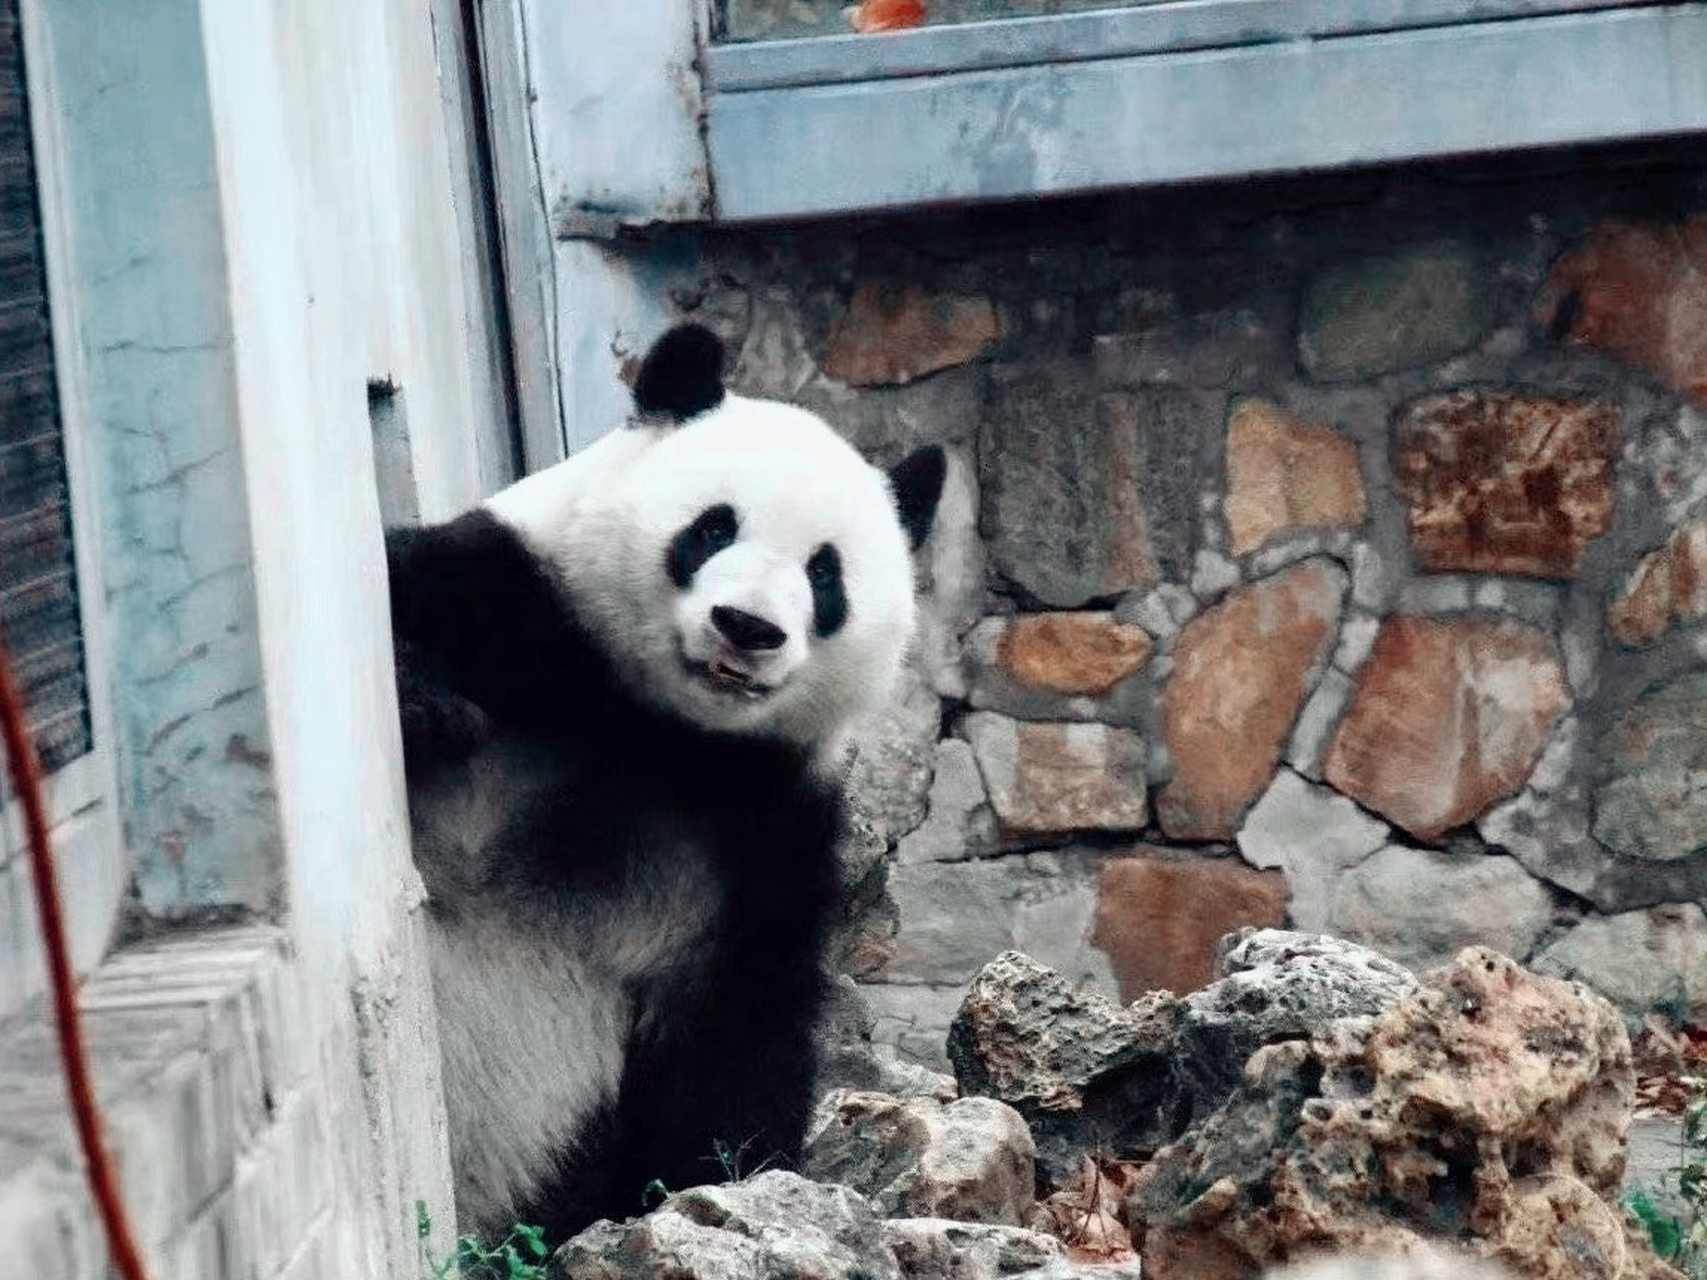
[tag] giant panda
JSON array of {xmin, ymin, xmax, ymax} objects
[{"xmin": 385, "ymin": 323, "xmax": 945, "ymax": 1245}]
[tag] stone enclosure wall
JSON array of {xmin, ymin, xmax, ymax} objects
[{"xmin": 670, "ymin": 138, "xmax": 1707, "ymax": 1066}]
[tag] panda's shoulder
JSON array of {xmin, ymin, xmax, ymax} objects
[{"xmin": 386, "ymin": 509, "xmax": 606, "ymax": 757}]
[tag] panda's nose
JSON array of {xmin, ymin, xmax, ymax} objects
[{"xmin": 711, "ymin": 605, "xmax": 787, "ymax": 652}]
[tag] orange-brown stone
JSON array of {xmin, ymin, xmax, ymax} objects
[
  {"xmin": 1090, "ymin": 852, "xmax": 1287, "ymax": 1000},
  {"xmin": 1323, "ymin": 616, "xmax": 1569, "ymax": 841},
  {"xmin": 1606, "ymin": 515, "xmax": 1707, "ymax": 647},
  {"xmin": 1157, "ymin": 560, "xmax": 1344, "ymax": 841},
  {"xmin": 994, "ymin": 612, "xmax": 1154, "ymax": 698},
  {"xmin": 1539, "ymin": 217, "xmax": 1707, "ymax": 407},
  {"xmin": 1393, "ymin": 391, "xmax": 1617, "ymax": 580},
  {"xmin": 822, "ymin": 282, "xmax": 1000, "ymax": 387},
  {"xmin": 1225, "ymin": 398, "xmax": 1368, "ymax": 556}
]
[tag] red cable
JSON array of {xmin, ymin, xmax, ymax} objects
[{"xmin": 0, "ymin": 633, "xmax": 150, "ymax": 1280}]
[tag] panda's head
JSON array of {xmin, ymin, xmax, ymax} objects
[{"xmin": 487, "ymin": 325, "xmax": 946, "ymax": 750}]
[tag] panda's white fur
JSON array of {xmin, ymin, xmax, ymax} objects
[
  {"xmin": 386, "ymin": 325, "xmax": 943, "ymax": 1244},
  {"xmin": 487, "ymin": 394, "xmax": 921, "ymax": 750}
]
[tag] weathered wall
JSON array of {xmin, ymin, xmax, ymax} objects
[
  {"xmin": 636, "ymin": 138, "xmax": 1707, "ymax": 1065},
  {"xmin": 0, "ymin": 0, "xmax": 500, "ymax": 1273}
]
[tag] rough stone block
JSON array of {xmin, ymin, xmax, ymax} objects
[
  {"xmin": 979, "ymin": 370, "xmax": 1159, "ymax": 607},
  {"xmin": 1237, "ymin": 769, "xmax": 1391, "ymax": 933},
  {"xmin": 1534, "ymin": 904, "xmax": 1707, "ymax": 1026},
  {"xmin": 857, "ymin": 983, "xmax": 968, "ymax": 1071},
  {"xmin": 886, "ymin": 859, "xmax": 1023, "ymax": 987},
  {"xmin": 962, "ymin": 712, "xmax": 1149, "ymax": 842},
  {"xmin": 845, "ymin": 663, "xmax": 942, "ymax": 845},
  {"xmin": 963, "ymin": 613, "xmax": 1152, "ymax": 726},
  {"xmin": 804, "ymin": 1092, "xmax": 1037, "ymax": 1225},
  {"xmin": 1298, "ymin": 242, "xmax": 1490, "ymax": 381},
  {"xmin": 1328, "ymin": 847, "xmax": 1553, "ymax": 974},
  {"xmin": 1393, "ymin": 390, "xmax": 1618, "ymax": 580},
  {"xmin": 1323, "ymin": 616, "xmax": 1569, "ymax": 841},
  {"xmin": 1593, "ymin": 671, "xmax": 1707, "ymax": 862},
  {"xmin": 1538, "ymin": 217, "xmax": 1707, "ymax": 407},
  {"xmin": 1092, "ymin": 311, "xmax": 1286, "ymax": 391},
  {"xmin": 1157, "ymin": 559, "xmax": 1345, "ymax": 840},
  {"xmin": 821, "ymin": 282, "xmax": 999, "ymax": 388},
  {"xmin": 895, "ymin": 739, "xmax": 997, "ymax": 866},
  {"xmin": 1225, "ymin": 398, "xmax": 1367, "ymax": 556},
  {"xmin": 992, "ymin": 612, "xmax": 1153, "ymax": 698},
  {"xmin": 1606, "ymin": 513, "xmax": 1707, "ymax": 647},
  {"xmin": 883, "ymin": 1219, "xmax": 1070, "ymax": 1280},
  {"xmin": 884, "ymin": 849, "xmax": 1114, "ymax": 997},
  {"xmin": 1090, "ymin": 851, "xmax": 1287, "ymax": 999}
]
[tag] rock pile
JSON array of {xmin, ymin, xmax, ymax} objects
[{"xmin": 552, "ymin": 935, "xmax": 1680, "ymax": 1280}]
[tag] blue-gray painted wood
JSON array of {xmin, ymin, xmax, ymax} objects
[
  {"xmin": 708, "ymin": 0, "xmax": 1665, "ymax": 91},
  {"xmin": 707, "ymin": 4, "xmax": 1707, "ymax": 221}
]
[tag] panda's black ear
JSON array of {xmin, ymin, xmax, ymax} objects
[
  {"xmin": 632, "ymin": 323, "xmax": 726, "ymax": 422},
  {"xmin": 889, "ymin": 446, "xmax": 947, "ymax": 551}
]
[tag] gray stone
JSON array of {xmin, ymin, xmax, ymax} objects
[
  {"xmin": 885, "ymin": 851, "xmax": 1116, "ymax": 999},
  {"xmin": 1115, "ymin": 583, "xmax": 1197, "ymax": 645},
  {"xmin": 1396, "ymin": 574, "xmax": 1474, "ymax": 614},
  {"xmin": 1593, "ymin": 672, "xmax": 1707, "ymax": 862},
  {"xmin": 1350, "ymin": 541, "xmax": 1399, "ymax": 612},
  {"xmin": 1008, "ymin": 852, "xmax": 1119, "ymax": 999},
  {"xmin": 1284, "ymin": 667, "xmax": 1355, "ymax": 780},
  {"xmin": 979, "ymin": 368, "xmax": 1159, "ymax": 608},
  {"xmin": 1236, "ymin": 770, "xmax": 1391, "ymax": 933},
  {"xmin": 1182, "ymin": 930, "xmax": 1419, "ymax": 1103},
  {"xmin": 1649, "ymin": 402, "xmax": 1707, "ymax": 526},
  {"xmin": 1327, "ymin": 847, "xmax": 1554, "ymax": 974},
  {"xmin": 1189, "ymin": 548, "xmax": 1241, "ymax": 602},
  {"xmin": 913, "ymin": 446, "xmax": 986, "ymax": 700},
  {"xmin": 1298, "ymin": 242, "xmax": 1490, "ymax": 381},
  {"xmin": 883, "ymin": 1219, "xmax": 1073, "ymax": 1280},
  {"xmin": 896, "ymin": 740, "xmax": 998, "ymax": 866},
  {"xmin": 1246, "ymin": 528, "xmax": 1360, "ymax": 581},
  {"xmin": 1092, "ymin": 311, "xmax": 1286, "ymax": 391},
  {"xmin": 847, "ymin": 664, "xmax": 944, "ymax": 845},
  {"xmin": 1533, "ymin": 904, "xmax": 1707, "ymax": 1026},
  {"xmin": 947, "ymin": 951, "xmax": 1186, "ymax": 1182},
  {"xmin": 803, "ymin": 1091, "xmax": 1036, "ymax": 1226},
  {"xmin": 1478, "ymin": 784, "xmax": 1605, "ymax": 904},
  {"xmin": 1331, "ymin": 612, "xmax": 1381, "ymax": 676},
  {"xmin": 1470, "ymin": 576, "xmax": 1563, "ymax": 629},
  {"xmin": 1263, "ymin": 1248, "xmax": 1518, "ymax": 1280},
  {"xmin": 961, "ymin": 712, "xmax": 1149, "ymax": 843},
  {"xmin": 816, "ymin": 976, "xmax": 961, "ymax": 1103},
  {"xmin": 887, "ymin": 859, "xmax": 1021, "ymax": 987},
  {"xmin": 861, "ymin": 982, "xmax": 970, "ymax": 1073},
  {"xmin": 551, "ymin": 1171, "xmax": 900, "ymax": 1280}
]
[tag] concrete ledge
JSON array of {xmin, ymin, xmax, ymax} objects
[
  {"xmin": 706, "ymin": 4, "xmax": 1707, "ymax": 221},
  {"xmin": 0, "ymin": 926, "xmax": 332, "ymax": 1280}
]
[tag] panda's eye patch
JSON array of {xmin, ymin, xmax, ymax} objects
[
  {"xmin": 668, "ymin": 504, "xmax": 739, "ymax": 588},
  {"xmin": 807, "ymin": 544, "xmax": 847, "ymax": 638}
]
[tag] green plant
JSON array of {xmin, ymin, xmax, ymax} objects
[
  {"xmin": 418, "ymin": 1200, "xmax": 551, "ymax": 1280},
  {"xmin": 1624, "ymin": 1072, "xmax": 1707, "ymax": 1278}
]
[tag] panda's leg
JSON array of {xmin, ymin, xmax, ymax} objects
[{"xmin": 617, "ymin": 957, "xmax": 825, "ymax": 1200}]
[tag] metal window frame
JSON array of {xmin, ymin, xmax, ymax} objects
[
  {"xmin": 703, "ymin": 0, "xmax": 1707, "ymax": 222},
  {"xmin": 1, "ymin": 0, "xmax": 124, "ymax": 1011}
]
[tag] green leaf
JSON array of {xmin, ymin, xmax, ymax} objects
[{"xmin": 1626, "ymin": 1190, "xmax": 1683, "ymax": 1259}]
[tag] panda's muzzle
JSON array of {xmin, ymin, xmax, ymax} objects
[{"xmin": 690, "ymin": 657, "xmax": 771, "ymax": 701}]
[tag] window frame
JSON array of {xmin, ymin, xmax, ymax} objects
[
  {"xmin": 700, "ymin": 0, "xmax": 1707, "ymax": 222},
  {"xmin": 0, "ymin": 0, "xmax": 123, "ymax": 1018}
]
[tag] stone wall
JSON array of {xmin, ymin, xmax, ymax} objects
[{"xmin": 673, "ymin": 138, "xmax": 1707, "ymax": 1066}]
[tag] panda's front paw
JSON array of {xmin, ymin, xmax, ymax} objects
[{"xmin": 399, "ymin": 683, "xmax": 494, "ymax": 762}]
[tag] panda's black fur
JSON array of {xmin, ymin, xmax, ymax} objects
[{"xmin": 386, "ymin": 326, "xmax": 942, "ymax": 1244}]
